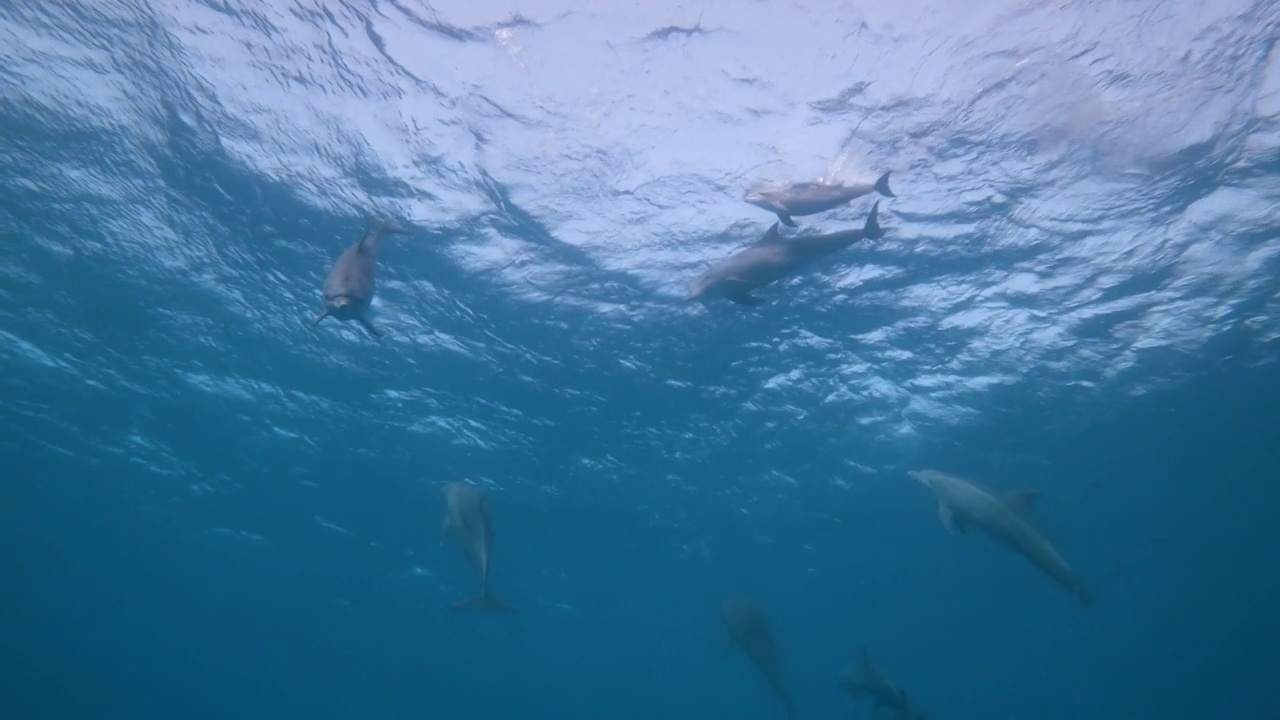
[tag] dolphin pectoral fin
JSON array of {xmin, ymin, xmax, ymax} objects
[
  {"xmin": 310, "ymin": 308, "xmax": 331, "ymax": 328},
  {"xmin": 452, "ymin": 595, "xmax": 517, "ymax": 612},
  {"xmin": 875, "ymin": 170, "xmax": 896, "ymax": 198},
  {"xmin": 938, "ymin": 504, "xmax": 963, "ymax": 533},
  {"xmin": 777, "ymin": 212, "xmax": 797, "ymax": 227},
  {"xmin": 358, "ymin": 317, "xmax": 385, "ymax": 338}
]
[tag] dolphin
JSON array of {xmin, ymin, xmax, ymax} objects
[
  {"xmin": 909, "ymin": 469, "xmax": 1093, "ymax": 605},
  {"xmin": 745, "ymin": 170, "xmax": 894, "ymax": 227},
  {"xmin": 719, "ymin": 596, "xmax": 797, "ymax": 719},
  {"xmin": 311, "ymin": 221, "xmax": 406, "ymax": 337},
  {"xmin": 687, "ymin": 200, "xmax": 885, "ymax": 306},
  {"xmin": 838, "ymin": 648, "xmax": 926, "ymax": 720},
  {"xmin": 439, "ymin": 482, "xmax": 515, "ymax": 612}
]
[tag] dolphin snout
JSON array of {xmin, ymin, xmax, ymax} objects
[{"xmin": 685, "ymin": 280, "xmax": 709, "ymax": 302}]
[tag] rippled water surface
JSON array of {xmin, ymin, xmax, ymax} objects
[{"xmin": 3, "ymin": 1, "xmax": 1279, "ymax": 718}]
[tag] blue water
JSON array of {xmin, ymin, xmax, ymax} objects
[{"xmin": 4, "ymin": 1, "xmax": 1280, "ymax": 718}]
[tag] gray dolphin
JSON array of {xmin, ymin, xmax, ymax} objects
[
  {"xmin": 745, "ymin": 171, "xmax": 894, "ymax": 227},
  {"xmin": 440, "ymin": 482, "xmax": 515, "ymax": 612},
  {"xmin": 311, "ymin": 221, "xmax": 406, "ymax": 337},
  {"xmin": 719, "ymin": 596, "xmax": 797, "ymax": 719},
  {"xmin": 838, "ymin": 648, "xmax": 926, "ymax": 720},
  {"xmin": 909, "ymin": 469, "xmax": 1093, "ymax": 606},
  {"xmin": 687, "ymin": 200, "xmax": 885, "ymax": 306}
]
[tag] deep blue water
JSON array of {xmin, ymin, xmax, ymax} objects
[{"xmin": 3, "ymin": 1, "xmax": 1280, "ymax": 718}]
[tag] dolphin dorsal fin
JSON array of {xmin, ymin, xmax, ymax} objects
[
  {"xmin": 762, "ymin": 221, "xmax": 783, "ymax": 243},
  {"xmin": 1004, "ymin": 489, "xmax": 1042, "ymax": 520},
  {"xmin": 858, "ymin": 648, "xmax": 877, "ymax": 675}
]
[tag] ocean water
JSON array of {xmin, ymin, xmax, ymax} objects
[{"xmin": 3, "ymin": 0, "xmax": 1280, "ymax": 718}]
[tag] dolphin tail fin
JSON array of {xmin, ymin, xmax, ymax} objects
[
  {"xmin": 376, "ymin": 219, "xmax": 411, "ymax": 236},
  {"xmin": 875, "ymin": 170, "xmax": 895, "ymax": 198},
  {"xmin": 1074, "ymin": 584, "xmax": 1095, "ymax": 607},
  {"xmin": 357, "ymin": 219, "xmax": 410, "ymax": 254},
  {"xmin": 777, "ymin": 686, "xmax": 799, "ymax": 720},
  {"xmin": 452, "ymin": 594, "xmax": 517, "ymax": 612},
  {"xmin": 863, "ymin": 200, "xmax": 885, "ymax": 240},
  {"xmin": 310, "ymin": 308, "xmax": 331, "ymax": 328}
]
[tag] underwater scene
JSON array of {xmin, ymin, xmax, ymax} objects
[{"xmin": 3, "ymin": 0, "xmax": 1280, "ymax": 718}]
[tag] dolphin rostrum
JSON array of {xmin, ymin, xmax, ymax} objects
[
  {"xmin": 311, "ymin": 221, "xmax": 406, "ymax": 337},
  {"xmin": 440, "ymin": 482, "xmax": 515, "ymax": 612},
  {"xmin": 687, "ymin": 200, "xmax": 885, "ymax": 306},
  {"xmin": 838, "ymin": 648, "xmax": 926, "ymax": 720},
  {"xmin": 744, "ymin": 171, "xmax": 894, "ymax": 227},
  {"xmin": 909, "ymin": 469, "xmax": 1093, "ymax": 605},
  {"xmin": 719, "ymin": 596, "xmax": 797, "ymax": 719}
]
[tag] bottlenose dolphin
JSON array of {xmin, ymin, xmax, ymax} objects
[
  {"xmin": 440, "ymin": 482, "xmax": 515, "ymax": 612},
  {"xmin": 311, "ymin": 221, "xmax": 406, "ymax": 337},
  {"xmin": 909, "ymin": 469, "xmax": 1093, "ymax": 605},
  {"xmin": 687, "ymin": 200, "xmax": 885, "ymax": 306},
  {"xmin": 719, "ymin": 596, "xmax": 797, "ymax": 719},
  {"xmin": 838, "ymin": 649, "xmax": 926, "ymax": 720},
  {"xmin": 745, "ymin": 171, "xmax": 894, "ymax": 227}
]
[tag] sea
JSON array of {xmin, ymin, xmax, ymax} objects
[{"xmin": 3, "ymin": 1, "xmax": 1280, "ymax": 718}]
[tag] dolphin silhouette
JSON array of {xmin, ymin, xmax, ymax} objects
[
  {"xmin": 909, "ymin": 469, "xmax": 1093, "ymax": 605},
  {"xmin": 719, "ymin": 596, "xmax": 797, "ymax": 719},
  {"xmin": 687, "ymin": 200, "xmax": 885, "ymax": 306},
  {"xmin": 440, "ymin": 482, "xmax": 515, "ymax": 612},
  {"xmin": 744, "ymin": 170, "xmax": 894, "ymax": 227},
  {"xmin": 312, "ymin": 221, "xmax": 406, "ymax": 337},
  {"xmin": 838, "ymin": 648, "xmax": 926, "ymax": 720}
]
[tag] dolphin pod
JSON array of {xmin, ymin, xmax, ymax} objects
[
  {"xmin": 744, "ymin": 170, "xmax": 895, "ymax": 227},
  {"xmin": 687, "ymin": 200, "xmax": 885, "ymax": 305},
  {"xmin": 719, "ymin": 596, "xmax": 797, "ymax": 719},
  {"xmin": 312, "ymin": 221, "xmax": 407, "ymax": 337},
  {"xmin": 439, "ymin": 481, "xmax": 515, "ymax": 612},
  {"xmin": 910, "ymin": 469, "xmax": 1093, "ymax": 605},
  {"xmin": 839, "ymin": 648, "xmax": 927, "ymax": 720},
  {"xmin": 301, "ymin": 167, "xmax": 1103, "ymax": 717}
]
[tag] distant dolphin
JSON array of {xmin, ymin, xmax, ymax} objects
[
  {"xmin": 719, "ymin": 596, "xmax": 797, "ymax": 719},
  {"xmin": 311, "ymin": 221, "xmax": 406, "ymax": 337},
  {"xmin": 909, "ymin": 469, "xmax": 1093, "ymax": 605},
  {"xmin": 838, "ymin": 648, "xmax": 926, "ymax": 720},
  {"xmin": 440, "ymin": 482, "xmax": 515, "ymax": 612},
  {"xmin": 745, "ymin": 171, "xmax": 894, "ymax": 227},
  {"xmin": 687, "ymin": 200, "xmax": 885, "ymax": 306}
]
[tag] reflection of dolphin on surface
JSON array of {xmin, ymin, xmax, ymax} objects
[
  {"xmin": 440, "ymin": 482, "xmax": 515, "ymax": 612},
  {"xmin": 745, "ymin": 171, "xmax": 894, "ymax": 227},
  {"xmin": 312, "ymin": 221, "xmax": 406, "ymax": 337},
  {"xmin": 909, "ymin": 469, "xmax": 1093, "ymax": 606},
  {"xmin": 838, "ymin": 648, "xmax": 926, "ymax": 720},
  {"xmin": 687, "ymin": 201, "xmax": 885, "ymax": 306},
  {"xmin": 719, "ymin": 596, "xmax": 797, "ymax": 719}
]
